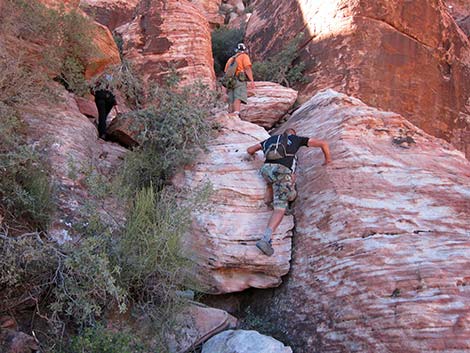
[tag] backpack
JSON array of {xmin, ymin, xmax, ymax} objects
[
  {"xmin": 221, "ymin": 54, "xmax": 240, "ymax": 89},
  {"xmin": 263, "ymin": 134, "xmax": 294, "ymax": 160}
]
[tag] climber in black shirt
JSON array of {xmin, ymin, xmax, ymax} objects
[{"xmin": 246, "ymin": 128, "xmax": 332, "ymax": 256}]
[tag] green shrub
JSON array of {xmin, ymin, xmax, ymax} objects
[
  {"xmin": 49, "ymin": 236, "xmax": 127, "ymax": 327},
  {"xmin": 97, "ymin": 60, "xmax": 145, "ymax": 109},
  {"xmin": 66, "ymin": 325, "xmax": 145, "ymax": 353},
  {"xmin": 118, "ymin": 81, "xmax": 217, "ymax": 193},
  {"xmin": 1, "ymin": 0, "xmax": 98, "ymax": 96},
  {"xmin": 0, "ymin": 233, "xmax": 57, "ymax": 313},
  {"xmin": 0, "ymin": 105, "xmax": 54, "ymax": 230},
  {"xmin": 252, "ymin": 34, "xmax": 308, "ymax": 87},
  {"xmin": 211, "ymin": 26, "xmax": 245, "ymax": 75},
  {"xmin": 114, "ymin": 184, "xmax": 210, "ymax": 352}
]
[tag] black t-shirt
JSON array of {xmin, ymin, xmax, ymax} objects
[{"xmin": 261, "ymin": 134, "xmax": 309, "ymax": 170}]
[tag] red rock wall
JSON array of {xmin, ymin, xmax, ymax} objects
[
  {"xmin": 445, "ymin": 0, "xmax": 470, "ymax": 37},
  {"xmin": 116, "ymin": 0, "xmax": 216, "ymax": 88},
  {"xmin": 249, "ymin": 90, "xmax": 470, "ymax": 353},
  {"xmin": 191, "ymin": 0, "xmax": 224, "ymax": 27},
  {"xmin": 245, "ymin": 0, "xmax": 470, "ymax": 159},
  {"xmin": 80, "ymin": 0, "xmax": 139, "ymax": 31}
]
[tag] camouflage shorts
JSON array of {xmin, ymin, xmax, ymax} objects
[{"xmin": 260, "ymin": 163, "xmax": 297, "ymax": 209}]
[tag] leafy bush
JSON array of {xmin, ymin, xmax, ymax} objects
[
  {"xmin": 118, "ymin": 81, "xmax": 217, "ymax": 193},
  {"xmin": 1, "ymin": 0, "xmax": 98, "ymax": 96},
  {"xmin": 0, "ymin": 233, "xmax": 58, "ymax": 313},
  {"xmin": 50, "ymin": 235, "xmax": 127, "ymax": 328},
  {"xmin": 91, "ymin": 60, "xmax": 145, "ymax": 109},
  {"xmin": 211, "ymin": 26, "xmax": 245, "ymax": 75},
  {"xmin": 252, "ymin": 34, "xmax": 308, "ymax": 87},
  {"xmin": 66, "ymin": 325, "xmax": 145, "ymax": 353},
  {"xmin": 0, "ymin": 105, "xmax": 54, "ymax": 231},
  {"xmin": 0, "ymin": 184, "xmax": 210, "ymax": 352}
]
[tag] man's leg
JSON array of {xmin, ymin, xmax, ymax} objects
[
  {"xmin": 263, "ymin": 208, "xmax": 286, "ymax": 241},
  {"xmin": 233, "ymin": 99, "xmax": 241, "ymax": 114},
  {"xmin": 95, "ymin": 98, "xmax": 107, "ymax": 138},
  {"xmin": 257, "ymin": 168, "xmax": 292, "ymax": 256},
  {"xmin": 227, "ymin": 88, "xmax": 235, "ymax": 113},
  {"xmin": 264, "ymin": 184, "xmax": 273, "ymax": 206}
]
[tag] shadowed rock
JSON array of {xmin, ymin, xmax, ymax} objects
[{"xmin": 246, "ymin": 0, "xmax": 470, "ymax": 158}]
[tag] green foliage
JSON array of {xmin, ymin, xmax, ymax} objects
[
  {"xmin": 66, "ymin": 325, "xmax": 145, "ymax": 353},
  {"xmin": 0, "ymin": 234, "xmax": 57, "ymax": 312},
  {"xmin": 211, "ymin": 26, "xmax": 245, "ymax": 75},
  {"xmin": 50, "ymin": 235, "xmax": 127, "ymax": 327},
  {"xmin": 1, "ymin": 0, "xmax": 98, "ymax": 96},
  {"xmin": 252, "ymin": 34, "xmax": 308, "ymax": 87},
  {"xmin": 119, "ymin": 82, "xmax": 217, "ymax": 193},
  {"xmin": 0, "ymin": 105, "xmax": 54, "ymax": 230}
]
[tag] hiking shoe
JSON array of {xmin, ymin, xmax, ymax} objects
[{"xmin": 256, "ymin": 239, "xmax": 274, "ymax": 256}]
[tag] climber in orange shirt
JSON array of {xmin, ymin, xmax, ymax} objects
[{"xmin": 224, "ymin": 43, "xmax": 255, "ymax": 116}]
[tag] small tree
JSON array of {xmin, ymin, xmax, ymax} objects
[{"xmin": 252, "ymin": 34, "xmax": 309, "ymax": 87}]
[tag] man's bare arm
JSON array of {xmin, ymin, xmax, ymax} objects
[
  {"xmin": 245, "ymin": 66, "xmax": 255, "ymax": 90},
  {"xmin": 307, "ymin": 138, "xmax": 332, "ymax": 164},
  {"xmin": 247, "ymin": 143, "xmax": 262, "ymax": 155}
]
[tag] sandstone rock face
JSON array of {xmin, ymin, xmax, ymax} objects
[
  {"xmin": 191, "ymin": 0, "xmax": 224, "ymax": 27},
  {"xmin": 116, "ymin": 0, "xmax": 216, "ymax": 88},
  {"xmin": 84, "ymin": 21, "xmax": 121, "ymax": 79},
  {"xmin": 246, "ymin": 0, "xmax": 470, "ymax": 159},
  {"xmin": 202, "ymin": 330, "xmax": 293, "ymax": 353},
  {"xmin": 170, "ymin": 303, "xmax": 237, "ymax": 353},
  {"xmin": 446, "ymin": 0, "xmax": 470, "ymax": 37},
  {"xmin": 174, "ymin": 114, "xmax": 294, "ymax": 294},
  {"xmin": 239, "ymin": 81, "xmax": 297, "ymax": 129},
  {"xmin": 80, "ymin": 0, "xmax": 139, "ymax": 31},
  {"xmin": 21, "ymin": 87, "xmax": 126, "ymax": 242},
  {"xmin": 250, "ymin": 90, "xmax": 470, "ymax": 353}
]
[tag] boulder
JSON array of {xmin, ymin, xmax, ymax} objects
[
  {"xmin": 21, "ymin": 86, "xmax": 127, "ymax": 242},
  {"xmin": 116, "ymin": 0, "xmax": 216, "ymax": 89},
  {"xmin": 80, "ymin": 0, "xmax": 140, "ymax": 31},
  {"xmin": 246, "ymin": 0, "xmax": 470, "ymax": 159},
  {"xmin": 239, "ymin": 81, "xmax": 297, "ymax": 129},
  {"xmin": 227, "ymin": 13, "xmax": 251, "ymax": 30},
  {"xmin": 191, "ymin": 0, "xmax": 224, "ymax": 28},
  {"xmin": 0, "ymin": 318, "xmax": 38, "ymax": 353},
  {"xmin": 248, "ymin": 90, "xmax": 470, "ymax": 352},
  {"xmin": 174, "ymin": 113, "xmax": 294, "ymax": 294},
  {"xmin": 84, "ymin": 21, "xmax": 121, "ymax": 79},
  {"xmin": 227, "ymin": 0, "xmax": 245, "ymax": 15},
  {"xmin": 169, "ymin": 302, "xmax": 238, "ymax": 353},
  {"xmin": 74, "ymin": 95, "xmax": 98, "ymax": 119},
  {"xmin": 202, "ymin": 330, "xmax": 293, "ymax": 353},
  {"xmin": 106, "ymin": 113, "xmax": 141, "ymax": 148}
]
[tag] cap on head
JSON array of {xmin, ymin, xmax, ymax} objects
[{"xmin": 236, "ymin": 43, "xmax": 247, "ymax": 52}]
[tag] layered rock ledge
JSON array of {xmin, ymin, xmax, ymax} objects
[{"xmin": 174, "ymin": 114, "xmax": 294, "ymax": 294}]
